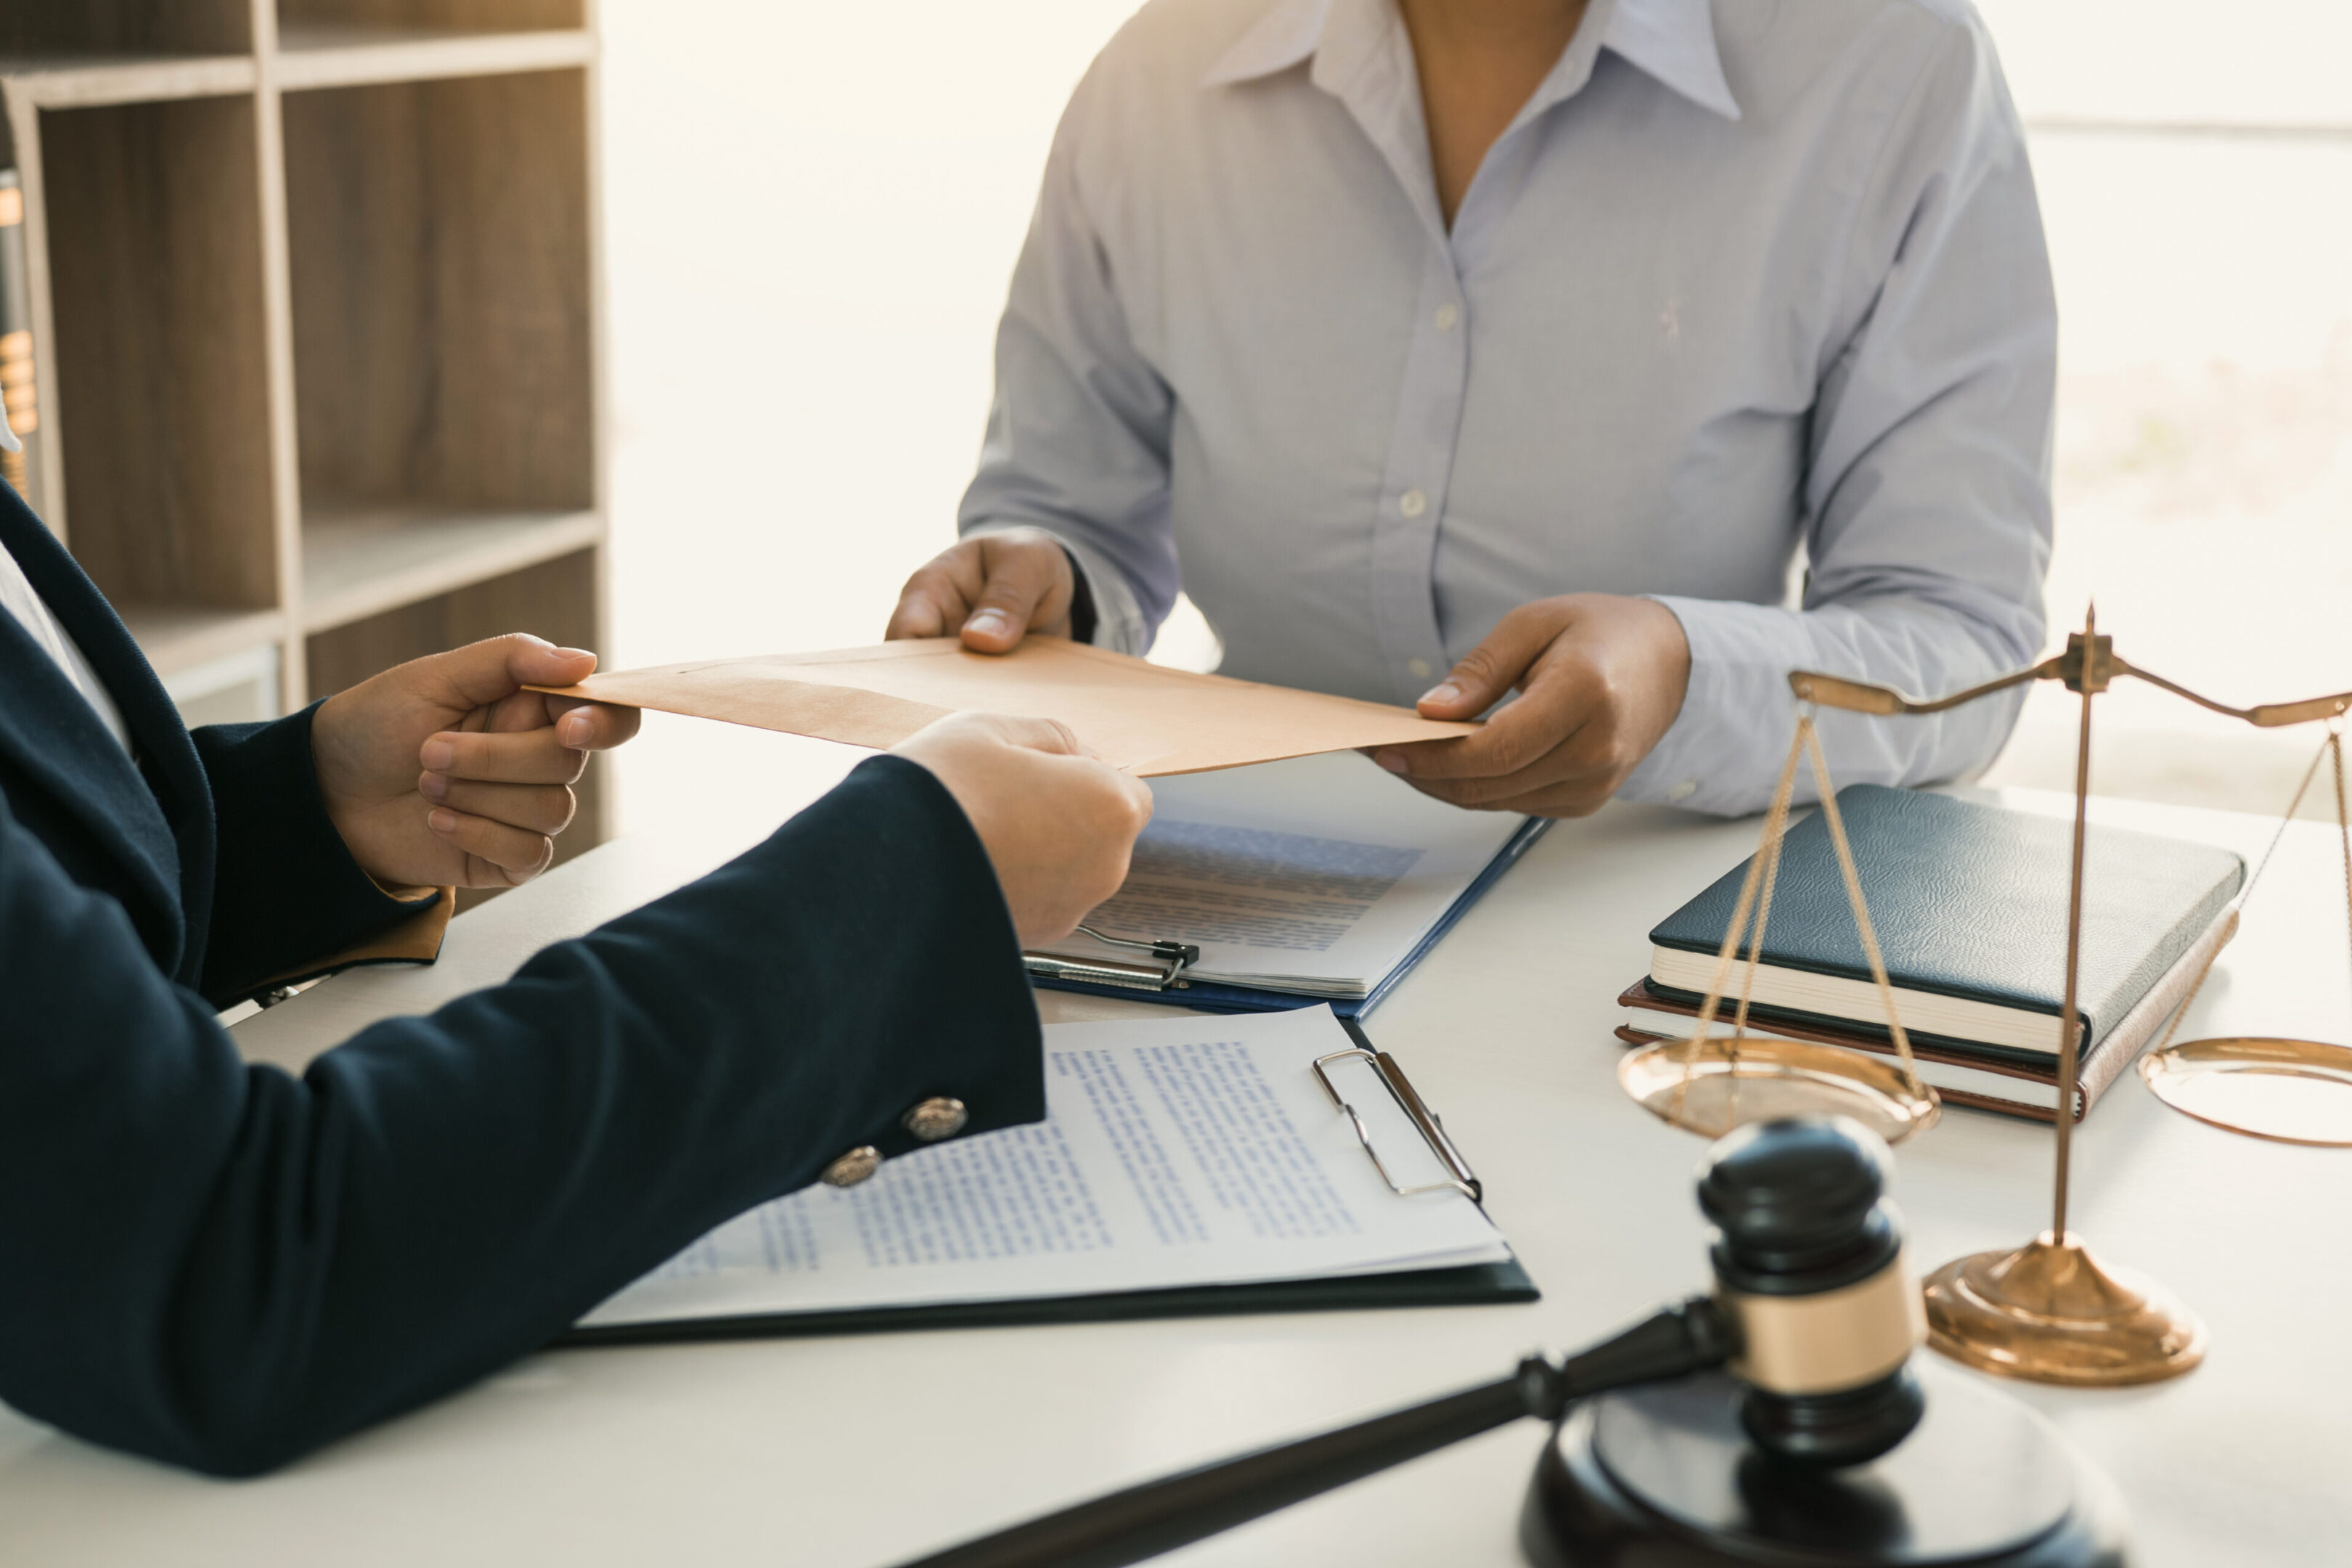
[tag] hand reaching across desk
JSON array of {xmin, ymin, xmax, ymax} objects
[
  {"xmin": 311, "ymin": 635, "xmax": 640, "ymax": 889},
  {"xmin": 1373, "ymin": 595, "xmax": 1692, "ymax": 820},
  {"xmin": 884, "ymin": 527, "xmax": 1079, "ymax": 654},
  {"xmin": 891, "ymin": 711, "xmax": 1153, "ymax": 947}
]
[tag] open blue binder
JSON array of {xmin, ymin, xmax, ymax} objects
[{"xmin": 1028, "ymin": 817, "xmax": 1551, "ymax": 1018}]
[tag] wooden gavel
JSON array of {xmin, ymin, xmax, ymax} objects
[{"xmin": 898, "ymin": 1116, "xmax": 1927, "ymax": 1568}]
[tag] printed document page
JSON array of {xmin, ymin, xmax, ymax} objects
[
  {"xmin": 581, "ymin": 1008, "xmax": 1509, "ymax": 1328},
  {"xmin": 1052, "ymin": 751, "xmax": 1529, "ymax": 996}
]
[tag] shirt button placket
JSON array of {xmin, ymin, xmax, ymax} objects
[{"xmin": 1368, "ymin": 253, "xmax": 1471, "ymax": 706}]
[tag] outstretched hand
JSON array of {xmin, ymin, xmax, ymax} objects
[
  {"xmin": 885, "ymin": 528, "xmax": 1077, "ymax": 654},
  {"xmin": 891, "ymin": 711, "xmax": 1152, "ymax": 948},
  {"xmin": 311, "ymin": 635, "xmax": 641, "ymax": 889},
  {"xmin": 1371, "ymin": 594, "xmax": 1691, "ymax": 819}
]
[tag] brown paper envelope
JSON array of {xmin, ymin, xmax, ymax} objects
[{"xmin": 531, "ymin": 636, "xmax": 1477, "ymax": 776}]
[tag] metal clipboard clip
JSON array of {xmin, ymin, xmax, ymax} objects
[
  {"xmin": 1312, "ymin": 1046, "xmax": 1482, "ymax": 1204},
  {"xmin": 1023, "ymin": 925, "xmax": 1201, "ymax": 993}
]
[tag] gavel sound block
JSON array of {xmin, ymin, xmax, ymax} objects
[
  {"xmin": 900, "ymin": 1118, "xmax": 2128, "ymax": 1568},
  {"xmin": 1523, "ymin": 1118, "xmax": 2128, "ymax": 1567}
]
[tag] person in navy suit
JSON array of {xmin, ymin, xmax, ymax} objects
[{"xmin": 0, "ymin": 422, "xmax": 1151, "ymax": 1474}]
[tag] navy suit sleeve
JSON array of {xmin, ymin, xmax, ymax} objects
[
  {"xmin": 192, "ymin": 704, "xmax": 442, "ymax": 1005},
  {"xmin": 0, "ymin": 754, "xmax": 1042, "ymax": 1476}
]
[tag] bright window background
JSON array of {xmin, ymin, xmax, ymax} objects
[
  {"xmin": 599, "ymin": 1, "xmax": 2352, "ymax": 830},
  {"xmin": 598, "ymin": 1, "xmax": 1161, "ymax": 825},
  {"xmin": 1972, "ymin": 0, "xmax": 2352, "ymax": 821}
]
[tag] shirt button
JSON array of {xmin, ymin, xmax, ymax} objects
[
  {"xmin": 821, "ymin": 1146, "xmax": 882, "ymax": 1187},
  {"xmin": 1399, "ymin": 489, "xmax": 1428, "ymax": 519},
  {"xmin": 902, "ymin": 1096, "xmax": 969, "ymax": 1142},
  {"xmin": 1434, "ymin": 303, "xmax": 1461, "ymax": 332},
  {"xmin": 1668, "ymin": 780, "xmax": 1699, "ymax": 804},
  {"xmin": 1407, "ymin": 658, "xmax": 1433, "ymax": 680}
]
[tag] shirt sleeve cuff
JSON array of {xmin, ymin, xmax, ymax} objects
[
  {"xmin": 192, "ymin": 704, "xmax": 446, "ymax": 1004},
  {"xmin": 963, "ymin": 521, "xmax": 1151, "ymax": 657},
  {"xmin": 1618, "ymin": 595, "xmax": 1816, "ymax": 816},
  {"xmin": 1620, "ymin": 594, "xmax": 2033, "ymax": 817}
]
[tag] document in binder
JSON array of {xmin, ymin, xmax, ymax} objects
[
  {"xmin": 530, "ymin": 636, "xmax": 1477, "ymax": 777},
  {"xmin": 1023, "ymin": 751, "xmax": 1548, "ymax": 1016},
  {"xmin": 565, "ymin": 1008, "xmax": 1532, "ymax": 1344}
]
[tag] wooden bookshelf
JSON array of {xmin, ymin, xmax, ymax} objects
[{"xmin": 1, "ymin": 0, "xmax": 611, "ymax": 846}]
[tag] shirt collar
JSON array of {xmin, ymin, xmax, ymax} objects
[
  {"xmin": 1599, "ymin": 0, "xmax": 1739, "ymax": 120},
  {"xmin": 1201, "ymin": 0, "xmax": 1333, "ymax": 86},
  {"xmin": 1201, "ymin": 0, "xmax": 1740, "ymax": 123}
]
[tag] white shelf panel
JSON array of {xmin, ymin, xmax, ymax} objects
[
  {"xmin": 273, "ymin": 25, "xmax": 592, "ymax": 91},
  {"xmin": 301, "ymin": 505, "xmax": 603, "ymax": 634},
  {"xmin": 118, "ymin": 603, "xmax": 287, "ymax": 677},
  {"xmin": 0, "ymin": 54, "xmax": 258, "ymax": 108}
]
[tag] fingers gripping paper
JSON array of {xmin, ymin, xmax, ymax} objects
[{"xmin": 531, "ymin": 637, "xmax": 1477, "ymax": 777}]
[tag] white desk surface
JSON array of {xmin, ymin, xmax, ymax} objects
[{"xmin": 3, "ymin": 735, "xmax": 2348, "ymax": 1567}]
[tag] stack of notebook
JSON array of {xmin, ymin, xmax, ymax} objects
[{"xmin": 1618, "ymin": 786, "xmax": 2246, "ymax": 1123}]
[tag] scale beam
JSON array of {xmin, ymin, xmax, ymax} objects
[{"xmin": 1789, "ymin": 650, "xmax": 2352, "ymax": 731}]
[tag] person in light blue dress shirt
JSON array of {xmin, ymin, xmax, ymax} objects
[{"xmin": 887, "ymin": 0, "xmax": 2057, "ymax": 818}]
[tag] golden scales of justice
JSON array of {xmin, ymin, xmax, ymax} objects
[{"xmin": 1620, "ymin": 605, "xmax": 2352, "ymax": 1387}]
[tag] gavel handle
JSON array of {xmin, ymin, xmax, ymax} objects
[{"xmin": 895, "ymin": 1296, "xmax": 1731, "ymax": 1568}]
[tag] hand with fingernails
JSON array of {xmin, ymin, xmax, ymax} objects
[
  {"xmin": 311, "ymin": 635, "xmax": 642, "ymax": 889},
  {"xmin": 885, "ymin": 528, "xmax": 1077, "ymax": 653},
  {"xmin": 890, "ymin": 711, "xmax": 1153, "ymax": 949},
  {"xmin": 1370, "ymin": 593, "xmax": 1693, "ymax": 819}
]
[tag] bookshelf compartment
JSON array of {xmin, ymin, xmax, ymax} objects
[
  {"xmin": 118, "ymin": 604, "xmax": 288, "ymax": 680},
  {"xmin": 277, "ymin": 1, "xmax": 585, "ymax": 40},
  {"xmin": 284, "ymin": 70, "xmax": 594, "ymax": 521},
  {"xmin": 9, "ymin": 4, "xmax": 607, "ymax": 848},
  {"xmin": 305, "ymin": 547, "xmax": 596, "ymax": 693},
  {"xmin": 1, "ymin": 1, "xmax": 251, "ymax": 60},
  {"xmin": 159, "ymin": 641, "xmax": 282, "ymax": 727},
  {"xmin": 39, "ymin": 92, "xmax": 279, "ymax": 616},
  {"xmin": 302, "ymin": 503, "xmax": 602, "ymax": 633},
  {"xmin": 271, "ymin": 28, "xmax": 592, "ymax": 93}
]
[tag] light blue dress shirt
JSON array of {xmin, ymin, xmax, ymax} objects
[{"xmin": 960, "ymin": 0, "xmax": 2056, "ymax": 815}]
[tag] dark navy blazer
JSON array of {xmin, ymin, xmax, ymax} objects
[{"xmin": 0, "ymin": 481, "xmax": 1042, "ymax": 1475}]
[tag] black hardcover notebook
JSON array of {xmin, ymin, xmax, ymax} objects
[
  {"xmin": 560, "ymin": 1010, "xmax": 1537, "ymax": 1347},
  {"xmin": 1648, "ymin": 785, "xmax": 2245, "ymax": 1058}
]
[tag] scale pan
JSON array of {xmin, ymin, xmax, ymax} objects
[
  {"xmin": 1618, "ymin": 1035, "xmax": 1940, "ymax": 1146},
  {"xmin": 2139, "ymin": 1037, "xmax": 2352, "ymax": 1146}
]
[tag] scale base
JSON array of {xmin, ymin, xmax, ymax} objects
[
  {"xmin": 1923, "ymin": 1232, "xmax": 2205, "ymax": 1387},
  {"xmin": 1521, "ymin": 1365, "xmax": 2128, "ymax": 1567}
]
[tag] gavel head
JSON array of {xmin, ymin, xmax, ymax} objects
[{"xmin": 1699, "ymin": 1116, "xmax": 1928, "ymax": 1469}]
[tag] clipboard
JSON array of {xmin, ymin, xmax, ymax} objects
[
  {"xmin": 1022, "ymin": 818, "xmax": 1551, "ymax": 1018},
  {"xmin": 556, "ymin": 1016, "xmax": 1537, "ymax": 1347}
]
